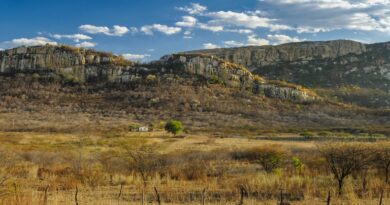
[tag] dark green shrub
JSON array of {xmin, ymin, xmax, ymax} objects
[{"xmin": 165, "ymin": 120, "xmax": 183, "ymax": 135}]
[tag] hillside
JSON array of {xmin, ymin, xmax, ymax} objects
[
  {"xmin": 0, "ymin": 45, "xmax": 388, "ymax": 135},
  {"xmin": 185, "ymin": 40, "xmax": 390, "ymax": 108}
]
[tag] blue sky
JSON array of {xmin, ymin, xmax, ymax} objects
[{"xmin": 1, "ymin": 0, "xmax": 390, "ymax": 61}]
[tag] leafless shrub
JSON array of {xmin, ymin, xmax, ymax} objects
[
  {"xmin": 318, "ymin": 143, "xmax": 375, "ymax": 195},
  {"xmin": 373, "ymin": 145, "xmax": 390, "ymax": 183},
  {"xmin": 125, "ymin": 143, "xmax": 162, "ymax": 186}
]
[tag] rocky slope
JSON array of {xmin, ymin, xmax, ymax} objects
[
  {"xmin": 150, "ymin": 54, "xmax": 317, "ymax": 101},
  {"xmin": 0, "ymin": 44, "xmax": 388, "ymax": 134},
  {"xmin": 0, "ymin": 45, "xmax": 316, "ymax": 102},
  {"xmin": 186, "ymin": 40, "xmax": 390, "ymax": 108}
]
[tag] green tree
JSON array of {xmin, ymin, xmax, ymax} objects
[{"xmin": 165, "ymin": 120, "xmax": 183, "ymax": 135}]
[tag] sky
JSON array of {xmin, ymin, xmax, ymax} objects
[{"xmin": 1, "ymin": 0, "xmax": 390, "ymax": 61}]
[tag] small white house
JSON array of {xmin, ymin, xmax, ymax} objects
[{"xmin": 138, "ymin": 126, "xmax": 149, "ymax": 132}]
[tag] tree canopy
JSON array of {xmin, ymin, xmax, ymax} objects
[{"xmin": 165, "ymin": 120, "xmax": 183, "ymax": 135}]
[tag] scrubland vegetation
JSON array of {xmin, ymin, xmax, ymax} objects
[
  {"xmin": 0, "ymin": 130, "xmax": 389, "ymax": 205},
  {"xmin": 0, "ymin": 74, "xmax": 388, "ymax": 136},
  {"xmin": 0, "ymin": 67, "xmax": 389, "ymax": 204},
  {"xmin": 315, "ymin": 86, "xmax": 390, "ymax": 109}
]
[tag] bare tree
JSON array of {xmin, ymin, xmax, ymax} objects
[
  {"xmin": 318, "ymin": 143, "xmax": 374, "ymax": 195},
  {"xmin": 127, "ymin": 144, "xmax": 160, "ymax": 186},
  {"xmin": 125, "ymin": 143, "xmax": 162, "ymax": 205},
  {"xmin": 374, "ymin": 145, "xmax": 390, "ymax": 183}
]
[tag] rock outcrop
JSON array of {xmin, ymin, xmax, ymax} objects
[
  {"xmin": 154, "ymin": 54, "xmax": 256, "ymax": 88},
  {"xmin": 0, "ymin": 45, "xmax": 317, "ymax": 102},
  {"xmin": 184, "ymin": 40, "xmax": 367, "ymax": 69},
  {"xmin": 184, "ymin": 40, "xmax": 390, "ymax": 89},
  {"xmin": 152, "ymin": 54, "xmax": 317, "ymax": 102},
  {"xmin": 0, "ymin": 45, "xmax": 134, "ymax": 83},
  {"xmin": 185, "ymin": 40, "xmax": 390, "ymax": 107}
]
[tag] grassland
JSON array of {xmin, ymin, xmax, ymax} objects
[{"xmin": 0, "ymin": 130, "xmax": 389, "ymax": 205}]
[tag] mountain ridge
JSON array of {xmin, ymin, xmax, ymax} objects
[
  {"xmin": 0, "ymin": 42, "xmax": 388, "ymax": 134},
  {"xmin": 0, "ymin": 44, "xmax": 317, "ymax": 102},
  {"xmin": 184, "ymin": 39, "xmax": 390, "ymax": 108}
]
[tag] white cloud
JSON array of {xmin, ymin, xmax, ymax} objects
[
  {"xmin": 52, "ymin": 34, "xmax": 92, "ymax": 42},
  {"xmin": 198, "ymin": 23, "xmax": 224, "ymax": 32},
  {"xmin": 247, "ymin": 35, "xmax": 269, "ymax": 46},
  {"xmin": 122, "ymin": 53, "xmax": 151, "ymax": 61},
  {"xmin": 225, "ymin": 29, "xmax": 253, "ymax": 34},
  {"xmin": 206, "ymin": 11, "xmax": 291, "ymax": 31},
  {"xmin": 6, "ymin": 37, "xmax": 58, "ymax": 47},
  {"xmin": 141, "ymin": 24, "xmax": 182, "ymax": 35},
  {"xmin": 176, "ymin": 3, "xmax": 207, "ymax": 15},
  {"xmin": 79, "ymin": 24, "xmax": 129, "ymax": 36},
  {"xmin": 224, "ymin": 40, "xmax": 244, "ymax": 47},
  {"xmin": 175, "ymin": 16, "xmax": 224, "ymax": 32},
  {"xmin": 75, "ymin": 41, "xmax": 97, "ymax": 48},
  {"xmin": 203, "ymin": 43, "xmax": 218, "ymax": 49},
  {"xmin": 112, "ymin": 25, "xmax": 130, "ymax": 36},
  {"xmin": 269, "ymin": 0, "xmax": 387, "ymax": 10},
  {"xmin": 267, "ymin": 34, "xmax": 304, "ymax": 44},
  {"xmin": 0, "ymin": 48, "xmax": 4, "ymax": 51},
  {"xmin": 344, "ymin": 13, "xmax": 383, "ymax": 31},
  {"xmin": 79, "ymin": 25, "xmax": 110, "ymax": 34},
  {"xmin": 296, "ymin": 26, "xmax": 331, "ymax": 33},
  {"xmin": 183, "ymin": 31, "xmax": 193, "ymax": 39},
  {"xmin": 176, "ymin": 16, "xmax": 198, "ymax": 27},
  {"xmin": 261, "ymin": 0, "xmax": 390, "ymax": 33}
]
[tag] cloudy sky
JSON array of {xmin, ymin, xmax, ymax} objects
[{"xmin": 1, "ymin": 0, "xmax": 390, "ymax": 61}]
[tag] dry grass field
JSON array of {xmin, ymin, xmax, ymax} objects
[{"xmin": 0, "ymin": 130, "xmax": 389, "ymax": 205}]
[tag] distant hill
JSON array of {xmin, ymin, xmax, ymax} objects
[
  {"xmin": 184, "ymin": 40, "xmax": 390, "ymax": 108},
  {"xmin": 0, "ymin": 44, "xmax": 388, "ymax": 135}
]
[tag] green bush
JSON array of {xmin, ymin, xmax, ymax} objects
[
  {"xmin": 165, "ymin": 120, "xmax": 183, "ymax": 135},
  {"xmin": 291, "ymin": 156, "xmax": 304, "ymax": 170}
]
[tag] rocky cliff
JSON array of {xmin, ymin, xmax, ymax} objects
[
  {"xmin": 0, "ymin": 45, "xmax": 134, "ymax": 83},
  {"xmin": 184, "ymin": 40, "xmax": 367, "ymax": 69},
  {"xmin": 150, "ymin": 54, "xmax": 316, "ymax": 101},
  {"xmin": 0, "ymin": 45, "xmax": 317, "ymax": 102},
  {"xmin": 186, "ymin": 40, "xmax": 390, "ymax": 107}
]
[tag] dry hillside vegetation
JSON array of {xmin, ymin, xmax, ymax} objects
[{"xmin": 0, "ymin": 74, "xmax": 388, "ymax": 136}]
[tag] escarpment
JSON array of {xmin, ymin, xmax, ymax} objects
[
  {"xmin": 184, "ymin": 40, "xmax": 367, "ymax": 68},
  {"xmin": 0, "ymin": 45, "xmax": 317, "ymax": 102},
  {"xmin": 152, "ymin": 54, "xmax": 317, "ymax": 102},
  {"xmin": 0, "ymin": 45, "xmax": 134, "ymax": 83},
  {"xmin": 185, "ymin": 40, "xmax": 389, "ymax": 90},
  {"xmin": 185, "ymin": 40, "xmax": 390, "ymax": 108}
]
